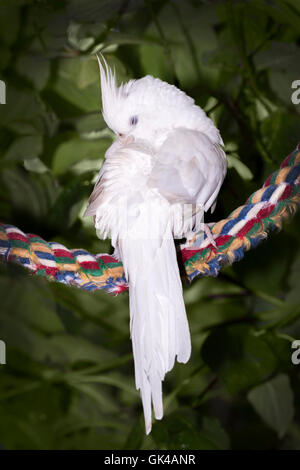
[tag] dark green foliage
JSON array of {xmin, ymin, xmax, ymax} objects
[{"xmin": 0, "ymin": 0, "xmax": 299, "ymax": 450}]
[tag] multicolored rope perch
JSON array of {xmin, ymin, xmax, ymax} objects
[{"xmin": 1, "ymin": 144, "xmax": 300, "ymax": 294}]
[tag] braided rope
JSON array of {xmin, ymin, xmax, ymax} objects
[{"xmin": 0, "ymin": 144, "xmax": 299, "ymax": 294}]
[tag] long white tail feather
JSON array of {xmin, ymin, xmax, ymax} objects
[{"xmin": 119, "ymin": 234, "xmax": 191, "ymax": 434}]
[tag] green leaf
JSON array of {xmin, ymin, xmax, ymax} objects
[
  {"xmin": 261, "ymin": 110, "xmax": 300, "ymax": 164},
  {"xmin": 3, "ymin": 135, "xmax": 43, "ymax": 162},
  {"xmin": 24, "ymin": 157, "xmax": 48, "ymax": 174},
  {"xmin": 47, "ymin": 335, "xmax": 116, "ymax": 365},
  {"xmin": 70, "ymin": 382, "xmax": 119, "ymax": 413},
  {"xmin": 0, "ymin": 5, "xmax": 20, "ymax": 46},
  {"xmin": 248, "ymin": 374, "xmax": 294, "ymax": 438},
  {"xmin": 0, "ymin": 382, "xmax": 68, "ymax": 449},
  {"xmin": 47, "ymin": 172, "xmax": 91, "ymax": 229},
  {"xmin": 0, "ymin": 44, "xmax": 11, "ymax": 70},
  {"xmin": 140, "ymin": 43, "xmax": 173, "ymax": 83},
  {"xmin": 0, "ymin": 273, "xmax": 64, "ymax": 335},
  {"xmin": 50, "ymin": 55, "xmax": 130, "ymax": 113},
  {"xmin": 74, "ymin": 112, "xmax": 106, "ymax": 135},
  {"xmin": 123, "ymin": 418, "xmax": 144, "ymax": 450},
  {"xmin": 199, "ymin": 417, "xmax": 230, "ymax": 450},
  {"xmin": 152, "ymin": 410, "xmax": 203, "ymax": 450},
  {"xmin": 233, "ymin": 230, "xmax": 292, "ymax": 296},
  {"xmin": 76, "ymin": 57, "xmax": 99, "ymax": 90},
  {"xmin": 16, "ymin": 54, "xmax": 50, "ymax": 91},
  {"xmin": 140, "ymin": 1, "xmax": 219, "ymax": 88},
  {"xmin": 202, "ymin": 325, "xmax": 278, "ymax": 394},
  {"xmin": 68, "ymin": 372, "xmax": 137, "ymax": 396},
  {"xmin": 1, "ymin": 167, "xmax": 59, "ymax": 219},
  {"xmin": 0, "ymin": 87, "xmax": 58, "ymax": 136},
  {"xmin": 152, "ymin": 410, "xmax": 230, "ymax": 450},
  {"xmin": 255, "ymin": 42, "xmax": 300, "ymax": 106},
  {"xmin": 67, "ymin": 22, "xmax": 95, "ymax": 52},
  {"xmin": 286, "ymin": 250, "xmax": 300, "ymax": 304},
  {"xmin": 52, "ymin": 137, "xmax": 109, "ymax": 175},
  {"xmin": 227, "ymin": 154, "xmax": 253, "ymax": 180},
  {"xmin": 51, "ymin": 58, "xmax": 100, "ymax": 112},
  {"xmin": 66, "ymin": 0, "xmax": 124, "ymax": 24}
]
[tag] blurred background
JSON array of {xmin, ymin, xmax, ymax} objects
[{"xmin": 0, "ymin": 0, "xmax": 299, "ymax": 450}]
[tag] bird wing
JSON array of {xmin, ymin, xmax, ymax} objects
[
  {"xmin": 83, "ymin": 166, "xmax": 105, "ymax": 217},
  {"xmin": 148, "ymin": 128, "xmax": 227, "ymax": 212}
]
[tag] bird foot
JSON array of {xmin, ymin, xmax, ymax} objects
[
  {"xmin": 200, "ymin": 223, "xmax": 217, "ymax": 248},
  {"xmin": 185, "ymin": 223, "xmax": 217, "ymax": 249}
]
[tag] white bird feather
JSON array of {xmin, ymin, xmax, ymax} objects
[{"xmin": 84, "ymin": 54, "xmax": 227, "ymax": 434}]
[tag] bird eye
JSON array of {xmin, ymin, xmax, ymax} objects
[{"xmin": 129, "ymin": 115, "xmax": 138, "ymax": 126}]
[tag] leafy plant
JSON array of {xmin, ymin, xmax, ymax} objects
[{"xmin": 0, "ymin": 0, "xmax": 299, "ymax": 450}]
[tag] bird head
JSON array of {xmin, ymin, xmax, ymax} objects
[{"xmin": 97, "ymin": 54, "xmax": 195, "ymax": 148}]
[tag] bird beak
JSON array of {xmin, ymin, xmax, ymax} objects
[{"xmin": 118, "ymin": 134, "xmax": 134, "ymax": 145}]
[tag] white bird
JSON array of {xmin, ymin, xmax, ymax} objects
[{"xmin": 84, "ymin": 55, "xmax": 227, "ymax": 434}]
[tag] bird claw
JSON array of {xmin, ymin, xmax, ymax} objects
[
  {"xmin": 185, "ymin": 224, "xmax": 217, "ymax": 249},
  {"xmin": 201, "ymin": 223, "xmax": 217, "ymax": 249}
]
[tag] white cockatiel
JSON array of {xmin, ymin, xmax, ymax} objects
[{"xmin": 84, "ymin": 55, "xmax": 227, "ymax": 434}]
